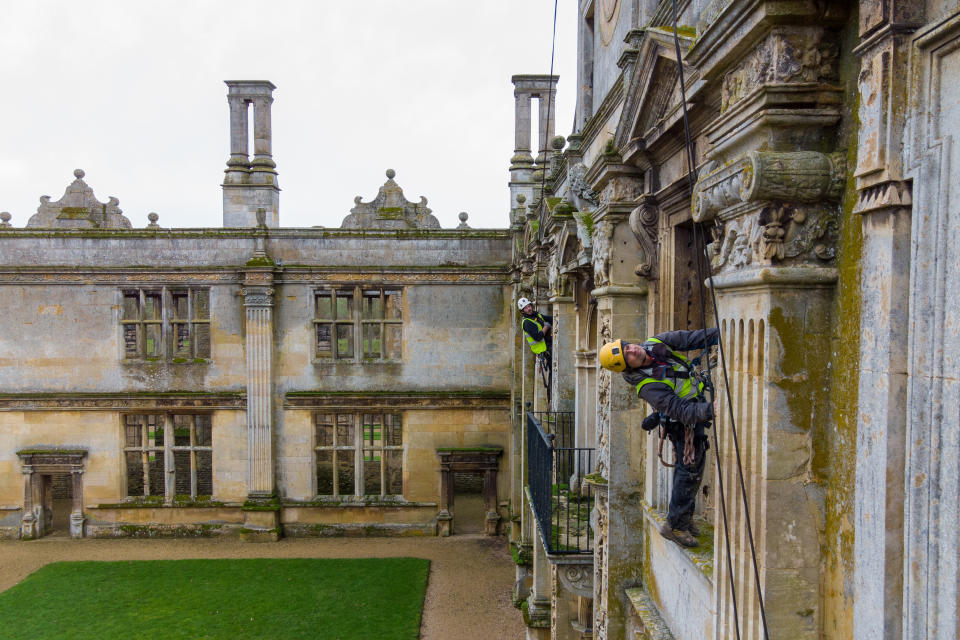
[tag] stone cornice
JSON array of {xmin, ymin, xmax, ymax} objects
[
  {"xmin": 283, "ymin": 390, "xmax": 511, "ymax": 410},
  {"xmin": 0, "ymin": 228, "xmax": 512, "ymax": 240},
  {"xmin": 707, "ymin": 265, "xmax": 837, "ymax": 290},
  {"xmin": 0, "ymin": 392, "xmax": 246, "ymax": 411},
  {"xmin": 0, "ymin": 266, "xmax": 511, "ymax": 285}
]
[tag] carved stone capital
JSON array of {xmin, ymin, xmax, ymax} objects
[
  {"xmin": 242, "ymin": 287, "xmax": 274, "ymax": 308},
  {"xmin": 693, "ymin": 151, "xmax": 846, "ymax": 222}
]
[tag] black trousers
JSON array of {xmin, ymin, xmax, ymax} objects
[{"xmin": 666, "ymin": 422, "xmax": 709, "ymax": 529}]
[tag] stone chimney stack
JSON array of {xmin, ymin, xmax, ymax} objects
[
  {"xmin": 508, "ymin": 75, "xmax": 558, "ymax": 217},
  {"xmin": 222, "ymin": 81, "xmax": 280, "ymax": 227}
]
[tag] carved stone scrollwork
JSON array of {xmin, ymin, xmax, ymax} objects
[
  {"xmin": 693, "ymin": 151, "xmax": 847, "ymax": 223},
  {"xmin": 558, "ymin": 563, "xmax": 594, "ymax": 598},
  {"xmin": 629, "ymin": 196, "xmax": 659, "ymax": 279}
]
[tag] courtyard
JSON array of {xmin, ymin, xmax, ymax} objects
[{"xmin": 0, "ymin": 534, "xmax": 524, "ymax": 640}]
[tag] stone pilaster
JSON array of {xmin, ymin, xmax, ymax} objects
[
  {"xmin": 222, "ymin": 80, "xmax": 280, "ymax": 228},
  {"xmin": 70, "ymin": 469, "xmax": 85, "ymax": 538},
  {"xmin": 850, "ymin": 5, "xmax": 921, "ymax": 638},
  {"xmin": 686, "ymin": 6, "xmax": 851, "ymax": 636},
  {"xmin": 240, "ymin": 266, "xmax": 281, "ymax": 542},
  {"xmin": 526, "ymin": 505, "xmax": 552, "ymax": 638},
  {"xmin": 243, "ymin": 268, "xmax": 275, "ymax": 498},
  {"xmin": 550, "ymin": 296, "xmax": 575, "ymax": 412}
]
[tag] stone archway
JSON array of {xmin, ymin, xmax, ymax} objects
[
  {"xmin": 17, "ymin": 449, "xmax": 87, "ymax": 540},
  {"xmin": 436, "ymin": 447, "xmax": 503, "ymax": 536}
]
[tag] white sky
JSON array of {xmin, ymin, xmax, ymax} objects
[{"xmin": 0, "ymin": 1, "xmax": 577, "ymax": 230}]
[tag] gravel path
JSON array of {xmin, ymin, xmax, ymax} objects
[{"xmin": 0, "ymin": 534, "xmax": 525, "ymax": 640}]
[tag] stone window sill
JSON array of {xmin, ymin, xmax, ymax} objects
[{"xmin": 284, "ymin": 497, "xmax": 436, "ymax": 508}]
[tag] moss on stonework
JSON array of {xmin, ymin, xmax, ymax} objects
[
  {"xmin": 820, "ymin": 16, "xmax": 863, "ymax": 637},
  {"xmin": 582, "ymin": 473, "xmax": 607, "ymax": 485},
  {"xmin": 244, "ymin": 255, "xmax": 275, "ymax": 267}
]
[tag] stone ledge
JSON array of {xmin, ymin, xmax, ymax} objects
[
  {"xmin": 641, "ymin": 503, "xmax": 714, "ymax": 578},
  {"xmin": 625, "ymin": 586, "xmax": 675, "ymax": 640},
  {"xmin": 281, "ymin": 522, "xmax": 436, "ymax": 538}
]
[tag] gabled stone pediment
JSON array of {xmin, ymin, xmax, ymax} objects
[
  {"xmin": 615, "ymin": 29, "xmax": 694, "ymax": 152},
  {"xmin": 340, "ymin": 169, "xmax": 441, "ymax": 230},
  {"xmin": 26, "ymin": 169, "xmax": 131, "ymax": 229}
]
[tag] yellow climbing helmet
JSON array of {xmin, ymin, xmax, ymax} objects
[{"xmin": 598, "ymin": 339, "xmax": 627, "ymax": 372}]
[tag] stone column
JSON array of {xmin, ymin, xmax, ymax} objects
[
  {"xmin": 20, "ymin": 465, "xmax": 36, "ymax": 540},
  {"xmin": 225, "ymin": 96, "xmax": 250, "ymax": 183},
  {"xmin": 223, "ymin": 80, "xmax": 280, "ymax": 228},
  {"xmin": 483, "ymin": 467, "xmax": 500, "ymax": 535},
  {"xmin": 537, "ymin": 87, "xmax": 557, "ymax": 165},
  {"xmin": 251, "ymin": 95, "xmax": 277, "ymax": 175},
  {"xmin": 70, "ymin": 469, "xmax": 85, "ymax": 538},
  {"xmin": 437, "ymin": 458, "xmax": 453, "ymax": 537},
  {"xmin": 514, "ymin": 91, "xmax": 533, "ymax": 165}
]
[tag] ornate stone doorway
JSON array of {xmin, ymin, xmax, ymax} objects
[
  {"xmin": 17, "ymin": 450, "xmax": 87, "ymax": 540},
  {"xmin": 436, "ymin": 447, "xmax": 502, "ymax": 536}
]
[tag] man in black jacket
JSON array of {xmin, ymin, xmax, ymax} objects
[{"xmin": 599, "ymin": 328, "xmax": 718, "ymax": 548}]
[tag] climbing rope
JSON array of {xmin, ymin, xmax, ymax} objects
[
  {"xmin": 528, "ymin": 0, "xmax": 559, "ymax": 404},
  {"xmin": 670, "ymin": 0, "xmax": 771, "ymax": 638}
]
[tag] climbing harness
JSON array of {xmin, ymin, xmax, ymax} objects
[{"xmin": 671, "ymin": 0, "xmax": 770, "ymax": 637}]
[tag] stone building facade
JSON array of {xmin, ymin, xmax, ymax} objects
[
  {"xmin": 509, "ymin": 1, "xmax": 960, "ymax": 640},
  {"xmin": 0, "ymin": 81, "xmax": 514, "ymax": 542}
]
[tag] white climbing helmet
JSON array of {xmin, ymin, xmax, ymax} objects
[{"xmin": 517, "ymin": 297, "xmax": 533, "ymax": 311}]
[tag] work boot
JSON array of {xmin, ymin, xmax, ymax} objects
[
  {"xmin": 687, "ymin": 520, "xmax": 701, "ymax": 537},
  {"xmin": 659, "ymin": 522, "xmax": 698, "ymax": 548}
]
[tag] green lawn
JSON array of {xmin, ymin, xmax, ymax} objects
[{"xmin": 0, "ymin": 557, "xmax": 429, "ymax": 639}]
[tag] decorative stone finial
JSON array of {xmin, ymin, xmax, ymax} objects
[
  {"xmin": 457, "ymin": 212, "xmax": 471, "ymax": 229},
  {"xmin": 74, "ymin": 169, "xmax": 85, "ymax": 179},
  {"xmin": 340, "ymin": 171, "xmax": 440, "ymax": 230},
  {"xmin": 0, "ymin": 212, "xmax": 11, "ymax": 228},
  {"xmin": 516, "ymin": 194, "xmax": 526, "ymax": 204},
  {"xmin": 551, "ymin": 136, "xmax": 566, "ymax": 150},
  {"xmin": 255, "ymin": 207, "xmax": 267, "ymax": 228},
  {"xmin": 147, "ymin": 212, "xmax": 160, "ymax": 228}
]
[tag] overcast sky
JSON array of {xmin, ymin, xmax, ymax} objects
[{"xmin": 0, "ymin": 1, "xmax": 577, "ymax": 230}]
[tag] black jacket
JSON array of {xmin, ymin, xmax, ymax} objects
[{"xmin": 624, "ymin": 328, "xmax": 718, "ymax": 426}]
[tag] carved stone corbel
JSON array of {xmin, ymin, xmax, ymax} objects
[{"xmin": 628, "ymin": 195, "xmax": 659, "ymax": 279}]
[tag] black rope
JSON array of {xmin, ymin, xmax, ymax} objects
[
  {"xmin": 530, "ymin": 0, "xmax": 559, "ymax": 403},
  {"xmin": 670, "ymin": 1, "xmax": 770, "ymax": 638}
]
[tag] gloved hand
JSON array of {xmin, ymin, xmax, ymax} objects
[
  {"xmin": 641, "ymin": 412, "xmax": 662, "ymax": 431},
  {"xmin": 543, "ymin": 323, "xmax": 552, "ymax": 335}
]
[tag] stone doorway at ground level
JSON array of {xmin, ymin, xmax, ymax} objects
[
  {"xmin": 436, "ymin": 447, "xmax": 502, "ymax": 536},
  {"xmin": 17, "ymin": 449, "xmax": 87, "ymax": 540}
]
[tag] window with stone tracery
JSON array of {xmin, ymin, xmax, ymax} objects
[
  {"xmin": 120, "ymin": 288, "xmax": 210, "ymax": 360},
  {"xmin": 313, "ymin": 287, "xmax": 402, "ymax": 361},
  {"xmin": 315, "ymin": 411, "xmax": 403, "ymax": 497},
  {"xmin": 123, "ymin": 414, "xmax": 213, "ymax": 500}
]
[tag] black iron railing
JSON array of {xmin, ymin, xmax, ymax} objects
[{"xmin": 527, "ymin": 411, "xmax": 595, "ymax": 554}]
